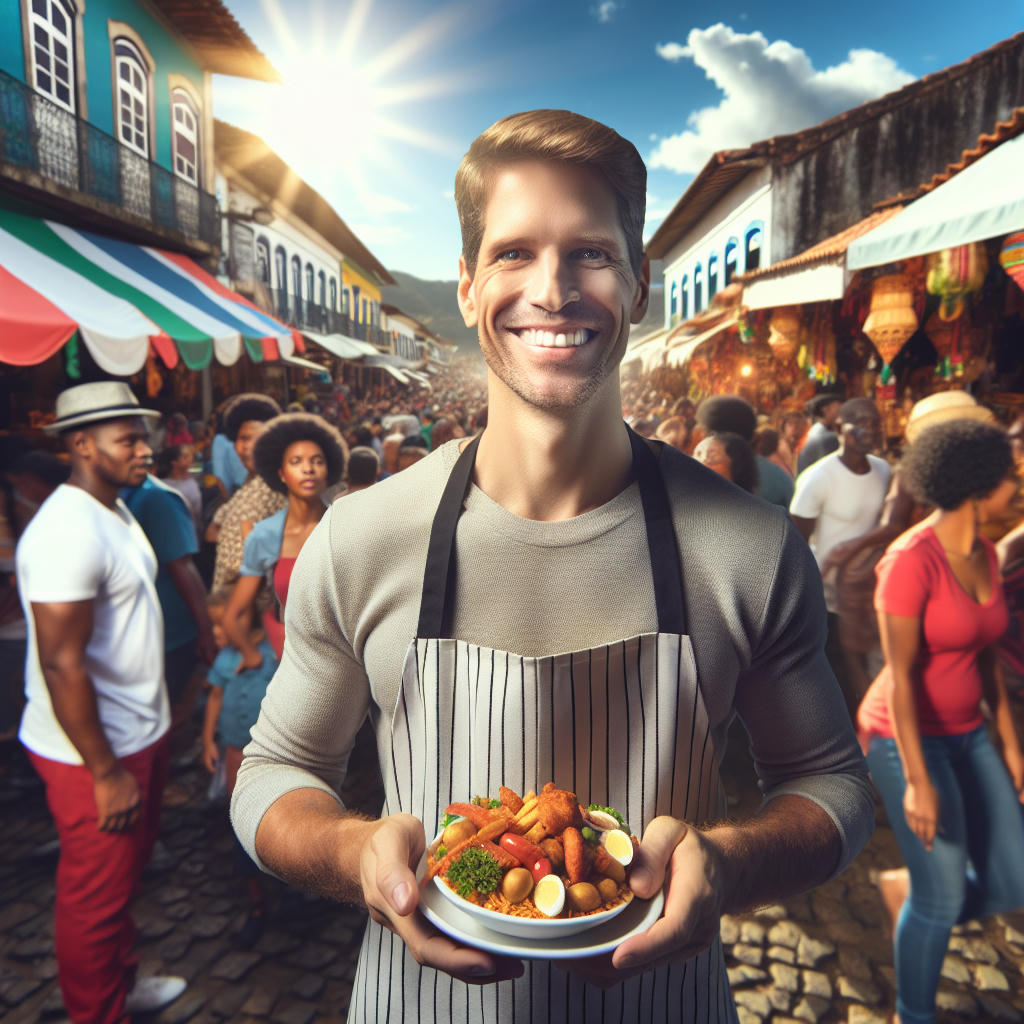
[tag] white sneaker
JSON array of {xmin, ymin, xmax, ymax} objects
[{"xmin": 124, "ymin": 975, "xmax": 187, "ymax": 1014}]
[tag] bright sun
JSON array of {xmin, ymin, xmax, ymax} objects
[{"xmin": 248, "ymin": 0, "xmax": 470, "ymax": 203}]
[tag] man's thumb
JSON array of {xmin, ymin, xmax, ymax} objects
[{"xmin": 630, "ymin": 816, "xmax": 687, "ymax": 898}]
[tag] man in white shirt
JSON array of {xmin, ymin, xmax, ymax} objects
[
  {"xmin": 17, "ymin": 381, "xmax": 186, "ymax": 1024},
  {"xmin": 790, "ymin": 398, "xmax": 891, "ymax": 711}
]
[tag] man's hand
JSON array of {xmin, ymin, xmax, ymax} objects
[
  {"xmin": 820, "ymin": 539, "xmax": 859, "ymax": 577},
  {"xmin": 236, "ymin": 647, "xmax": 264, "ymax": 673},
  {"xmin": 94, "ymin": 763, "xmax": 142, "ymax": 832},
  {"xmin": 202, "ymin": 737, "xmax": 220, "ymax": 774},
  {"xmin": 197, "ymin": 627, "xmax": 217, "ymax": 667},
  {"xmin": 359, "ymin": 814, "xmax": 523, "ymax": 986},
  {"xmin": 1003, "ymin": 744, "xmax": 1024, "ymax": 804},
  {"xmin": 562, "ymin": 816, "xmax": 725, "ymax": 987}
]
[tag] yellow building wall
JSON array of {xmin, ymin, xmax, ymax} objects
[{"xmin": 342, "ymin": 262, "xmax": 382, "ymax": 324}]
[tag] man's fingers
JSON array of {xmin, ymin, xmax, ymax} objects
[
  {"xmin": 630, "ymin": 816, "xmax": 688, "ymax": 898},
  {"xmin": 369, "ymin": 815, "xmax": 426, "ymax": 915}
]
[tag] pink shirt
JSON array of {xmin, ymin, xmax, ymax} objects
[{"xmin": 858, "ymin": 526, "xmax": 1008, "ymax": 738}]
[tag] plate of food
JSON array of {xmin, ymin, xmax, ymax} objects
[{"xmin": 416, "ymin": 782, "xmax": 665, "ymax": 959}]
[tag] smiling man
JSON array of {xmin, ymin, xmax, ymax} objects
[
  {"xmin": 18, "ymin": 381, "xmax": 186, "ymax": 1023},
  {"xmin": 233, "ymin": 111, "xmax": 874, "ymax": 1022}
]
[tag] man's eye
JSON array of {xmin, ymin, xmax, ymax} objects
[
  {"xmin": 497, "ymin": 249, "xmax": 522, "ymax": 261},
  {"xmin": 575, "ymin": 248, "xmax": 608, "ymax": 261}
]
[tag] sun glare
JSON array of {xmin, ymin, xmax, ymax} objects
[{"xmin": 247, "ymin": 0, "xmax": 473, "ymax": 202}]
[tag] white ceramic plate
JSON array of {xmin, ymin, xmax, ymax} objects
[{"xmin": 417, "ymin": 853, "xmax": 665, "ymax": 959}]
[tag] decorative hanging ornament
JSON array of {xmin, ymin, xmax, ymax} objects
[
  {"xmin": 767, "ymin": 305, "xmax": 801, "ymax": 362},
  {"xmin": 999, "ymin": 231, "xmax": 1024, "ymax": 293},
  {"xmin": 862, "ymin": 273, "xmax": 918, "ymax": 365},
  {"xmin": 925, "ymin": 243, "xmax": 988, "ymax": 320},
  {"xmin": 64, "ymin": 332, "xmax": 81, "ymax": 380}
]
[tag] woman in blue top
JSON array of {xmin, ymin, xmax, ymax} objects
[{"xmin": 223, "ymin": 414, "xmax": 347, "ymax": 666}]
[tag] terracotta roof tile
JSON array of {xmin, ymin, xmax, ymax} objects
[{"xmin": 739, "ymin": 206, "xmax": 904, "ymax": 281}]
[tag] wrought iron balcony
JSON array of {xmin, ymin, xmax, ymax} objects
[
  {"xmin": 267, "ymin": 286, "xmax": 386, "ymax": 346},
  {"xmin": 0, "ymin": 69, "xmax": 218, "ymax": 249}
]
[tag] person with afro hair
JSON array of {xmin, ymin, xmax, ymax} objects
[
  {"xmin": 857, "ymin": 420, "xmax": 1024, "ymax": 1024},
  {"xmin": 696, "ymin": 395, "xmax": 792, "ymax": 506},
  {"xmin": 222, "ymin": 413, "xmax": 347, "ymax": 665},
  {"xmin": 207, "ymin": 395, "xmax": 283, "ymax": 593}
]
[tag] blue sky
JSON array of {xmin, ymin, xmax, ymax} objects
[{"xmin": 214, "ymin": 0, "xmax": 1023, "ymax": 281}]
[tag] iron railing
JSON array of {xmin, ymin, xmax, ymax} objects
[
  {"xmin": 267, "ymin": 286, "xmax": 387, "ymax": 346},
  {"xmin": 0, "ymin": 69, "xmax": 218, "ymax": 247}
]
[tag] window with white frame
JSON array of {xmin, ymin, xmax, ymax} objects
[
  {"xmin": 708, "ymin": 252, "xmax": 719, "ymax": 302},
  {"xmin": 724, "ymin": 238, "xmax": 739, "ymax": 285},
  {"xmin": 681, "ymin": 274, "xmax": 689, "ymax": 320},
  {"xmin": 171, "ymin": 88, "xmax": 199, "ymax": 184},
  {"xmin": 329, "ymin": 277, "xmax": 337, "ymax": 311},
  {"xmin": 28, "ymin": 0, "xmax": 76, "ymax": 112},
  {"xmin": 114, "ymin": 39, "xmax": 149, "ymax": 157},
  {"xmin": 255, "ymin": 237, "xmax": 271, "ymax": 284}
]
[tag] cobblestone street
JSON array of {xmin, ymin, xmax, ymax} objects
[{"xmin": 3, "ymin": 716, "xmax": 1024, "ymax": 1023}]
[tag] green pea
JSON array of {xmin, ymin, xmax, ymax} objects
[{"xmin": 582, "ymin": 827, "xmax": 597, "ymax": 843}]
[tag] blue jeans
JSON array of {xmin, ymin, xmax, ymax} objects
[{"xmin": 867, "ymin": 727, "xmax": 1024, "ymax": 1024}]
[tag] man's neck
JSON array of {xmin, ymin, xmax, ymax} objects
[
  {"xmin": 68, "ymin": 468, "xmax": 119, "ymax": 509},
  {"xmin": 838, "ymin": 446, "xmax": 870, "ymax": 474},
  {"xmin": 473, "ymin": 373, "xmax": 633, "ymax": 522}
]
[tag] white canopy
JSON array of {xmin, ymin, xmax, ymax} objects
[
  {"xmin": 848, "ymin": 133, "xmax": 1024, "ymax": 269},
  {"xmin": 303, "ymin": 331, "xmax": 380, "ymax": 360}
]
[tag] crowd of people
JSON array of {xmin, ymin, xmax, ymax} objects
[{"xmin": 1, "ymin": 105, "xmax": 1023, "ymax": 1024}]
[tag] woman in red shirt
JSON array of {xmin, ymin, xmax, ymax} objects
[{"xmin": 858, "ymin": 420, "xmax": 1024, "ymax": 1024}]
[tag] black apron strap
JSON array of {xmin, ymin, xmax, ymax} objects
[{"xmin": 416, "ymin": 426, "xmax": 687, "ymax": 639}]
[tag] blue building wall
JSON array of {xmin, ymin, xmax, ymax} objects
[
  {"xmin": 1, "ymin": 0, "xmax": 205, "ymax": 174},
  {"xmin": 0, "ymin": 0, "xmax": 26, "ymax": 81}
]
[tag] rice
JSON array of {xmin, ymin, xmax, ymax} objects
[{"xmin": 439, "ymin": 875, "xmax": 633, "ymax": 920}]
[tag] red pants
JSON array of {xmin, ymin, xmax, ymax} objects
[{"xmin": 28, "ymin": 736, "xmax": 169, "ymax": 1024}]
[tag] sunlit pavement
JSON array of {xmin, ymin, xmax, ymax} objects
[{"xmin": 3, "ymin": 711, "xmax": 1024, "ymax": 1023}]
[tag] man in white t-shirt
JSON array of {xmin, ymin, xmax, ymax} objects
[
  {"xmin": 790, "ymin": 398, "xmax": 891, "ymax": 710},
  {"xmin": 17, "ymin": 381, "xmax": 186, "ymax": 1023}
]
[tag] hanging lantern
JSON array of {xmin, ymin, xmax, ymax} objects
[
  {"xmin": 925, "ymin": 243, "xmax": 988, "ymax": 320},
  {"xmin": 999, "ymin": 231, "xmax": 1024, "ymax": 293},
  {"xmin": 767, "ymin": 305, "xmax": 801, "ymax": 362},
  {"xmin": 862, "ymin": 273, "xmax": 918, "ymax": 365}
]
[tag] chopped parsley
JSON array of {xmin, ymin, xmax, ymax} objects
[{"xmin": 446, "ymin": 848, "xmax": 503, "ymax": 900}]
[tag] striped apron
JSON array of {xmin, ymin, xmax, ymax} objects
[{"xmin": 349, "ymin": 429, "xmax": 737, "ymax": 1023}]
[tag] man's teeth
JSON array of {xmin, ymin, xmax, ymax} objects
[{"xmin": 519, "ymin": 328, "xmax": 589, "ymax": 348}]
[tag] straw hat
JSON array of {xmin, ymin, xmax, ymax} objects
[
  {"xmin": 44, "ymin": 381, "xmax": 160, "ymax": 434},
  {"xmin": 904, "ymin": 390, "xmax": 994, "ymax": 444}
]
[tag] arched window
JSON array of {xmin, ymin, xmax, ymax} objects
[
  {"xmin": 329, "ymin": 277, "xmax": 338, "ymax": 311},
  {"xmin": 694, "ymin": 262, "xmax": 703, "ymax": 313},
  {"xmin": 290, "ymin": 255, "xmax": 302, "ymax": 299},
  {"xmin": 362, "ymin": 298, "xmax": 368, "ymax": 324},
  {"xmin": 317, "ymin": 270, "xmax": 326, "ymax": 308},
  {"xmin": 708, "ymin": 253, "xmax": 719, "ymax": 302},
  {"xmin": 304, "ymin": 264, "xmax": 315, "ymax": 307},
  {"xmin": 341, "ymin": 287, "xmax": 350, "ymax": 315},
  {"xmin": 113, "ymin": 39, "xmax": 149, "ymax": 157},
  {"xmin": 255, "ymin": 236, "xmax": 270, "ymax": 284},
  {"xmin": 669, "ymin": 281, "xmax": 678, "ymax": 322},
  {"xmin": 724, "ymin": 238, "xmax": 739, "ymax": 285},
  {"xmin": 745, "ymin": 222, "xmax": 764, "ymax": 273},
  {"xmin": 170, "ymin": 88, "xmax": 199, "ymax": 184},
  {"xmin": 681, "ymin": 274, "xmax": 689, "ymax": 321},
  {"xmin": 274, "ymin": 246, "xmax": 287, "ymax": 290},
  {"xmin": 28, "ymin": 0, "xmax": 76, "ymax": 112}
]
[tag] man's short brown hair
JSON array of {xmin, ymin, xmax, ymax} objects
[{"xmin": 454, "ymin": 109, "xmax": 646, "ymax": 277}]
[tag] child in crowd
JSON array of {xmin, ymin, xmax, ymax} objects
[{"xmin": 201, "ymin": 589, "xmax": 277, "ymax": 947}]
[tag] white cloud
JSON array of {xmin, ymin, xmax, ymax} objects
[
  {"xmin": 649, "ymin": 24, "xmax": 914, "ymax": 175},
  {"xmin": 591, "ymin": 1, "xmax": 617, "ymax": 23}
]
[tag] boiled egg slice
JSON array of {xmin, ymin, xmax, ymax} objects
[
  {"xmin": 601, "ymin": 829, "xmax": 634, "ymax": 866},
  {"xmin": 533, "ymin": 873, "xmax": 566, "ymax": 918}
]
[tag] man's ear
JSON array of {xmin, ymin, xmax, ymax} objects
[
  {"xmin": 457, "ymin": 254, "xmax": 477, "ymax": 328},
  {"xmin": 630, "ymin": 255, "xmax": 651, "ymax": 325},
  {"xmin": 68, "ymin": 429, "xmax": 92, "ymax": 459}
]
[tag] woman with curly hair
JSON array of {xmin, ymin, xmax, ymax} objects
[
  {"xmin": 222, "ymin": 414, "xmax": 347, "ymax": 666},
  {"xmin": 857, "ymin": 419, "xmax": 1024, "ymax": 1024}
]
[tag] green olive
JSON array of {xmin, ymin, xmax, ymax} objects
[
  {"xmin": 501, "ymin": 867, "xmax": 534, "ymax": 904},
  {"xmin": 567, "ymin": 882, "xmax": 602, "ymax": 913},
  {"xmin": 597, "ymin": 878, "xmax": 619, "ymax": 904},
  {"xmin": 442, "ymin": 818, "xmax": 477, "ymax": 847}
]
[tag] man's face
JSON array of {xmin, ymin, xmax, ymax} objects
[
  {"xmin": 840, "ymin": 406, "xmax": 882, "ymax": 456},
  {"xmin": 76, "ymin": 418, "xmax": 152, "ymax": 488},
  {"xmin": 457, "ymin": 160, "xmax": 648, "ymax": 412}
]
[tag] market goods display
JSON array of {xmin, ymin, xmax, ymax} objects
[{"xmin": 424, "ymin": 783, "xmax": 637, "ymax": 938}]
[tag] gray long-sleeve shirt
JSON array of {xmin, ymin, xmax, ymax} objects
[{"xmin": 232, "ymin": 439, "xmax": 874, "ymax": 874}]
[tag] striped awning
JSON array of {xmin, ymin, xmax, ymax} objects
[{"xmin": 0, "ymin": 208, "xmax": 304, "ymax": 375}]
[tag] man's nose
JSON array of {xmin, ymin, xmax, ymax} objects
[{"xmin": 526, "ymin": 253, "xmax": 581, "ymax": 312}]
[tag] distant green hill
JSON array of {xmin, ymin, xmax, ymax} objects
[{"xmin": 383, "ymin": 261, "xmax": 664, "ymax": 353}]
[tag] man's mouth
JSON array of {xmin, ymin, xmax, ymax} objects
[{"xmin": 514, "ymin": 328, "xmax": 593, "ymax": 349}]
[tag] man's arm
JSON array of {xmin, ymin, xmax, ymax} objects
[
  {"xmin": 166, "ymin": 556, "xmax": 216, "ymax": 664},
  {"xmin": 31, "ymin": 600, "xmax": 141, "ymax": 832},
  {"xmin": 790, "ymin": 514, "xmax": 816, "ymax": 543}
]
